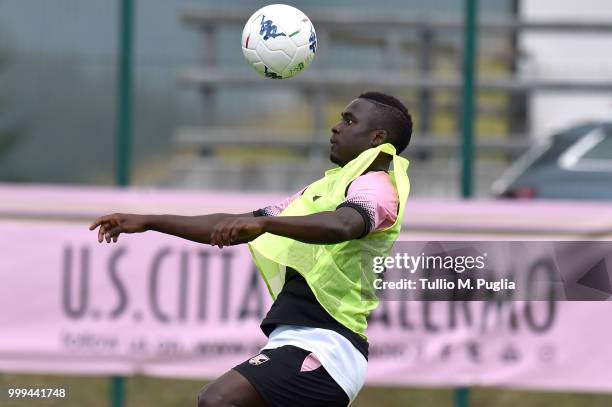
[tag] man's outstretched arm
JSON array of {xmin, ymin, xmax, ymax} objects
[
  {"xmin": 89, "ymin": 212, "xmax": 255, "ymax": 245},
  {"xmin": 90, "ymin": 207, "xmax": 366, "ymax": 248}
]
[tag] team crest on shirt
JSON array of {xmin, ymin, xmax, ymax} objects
[{"xmin": 248, "ymin": 354, "xmax": 270, "ymax": 366}]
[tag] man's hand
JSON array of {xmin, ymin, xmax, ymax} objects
[
  {"xmin": 89, "ymin": 213, "xmax": 149, "ymax": 243},
  {"xmin": 210, "ymin": 217, "xmax": 265, "ymax": 248}
]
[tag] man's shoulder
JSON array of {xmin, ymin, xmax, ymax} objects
[
  {"xmin": 351, "ymin": 171, "xmax": 396, "ymax": 194},
  {"xmin": 358, "ymin": 170, "xmax": 391, "ymax": 181}
]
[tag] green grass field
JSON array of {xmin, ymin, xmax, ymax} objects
[{"xmin": 2, "ymin": 374, "xmax": 612, "ymax": 407}]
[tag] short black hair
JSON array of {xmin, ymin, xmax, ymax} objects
[{"xmin": 358, "ymin": 91, "xmax": 413, "ymax": 154}]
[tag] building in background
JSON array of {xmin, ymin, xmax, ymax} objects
[{"xmin": 519, "ymin": 0, "xmax": 612, "ymax": 137}]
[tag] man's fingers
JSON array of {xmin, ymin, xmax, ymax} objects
[
  {"xmin": 90, "ymin": 215, "xmax": 112, "ymax": 231},
  {"xmin": 220, "ymin": 225, "xmax": 230, "ymax": 246},
  {"xmin": 230, "ymin": 222, "xmax": 246, "ymax": 243},
  {"xmin": 215, "ymin": 229, "xmax": 223, "ymax": 248},
  {"xmin": 210, "ymin": 228, "xmax": 218, "ymax": 246},
  {"xmin": 221, "ymin": 223, "xmax": 230, "ymax": 246},
  {"xmin": 219, "ymin": 225, "xmax": 229, "ymax": 248},
  {"xmin": 211, "ymin": 219, "xmax": 245, "ymax": 249},
  {"xmin": 89, "ymin": 217, "xmax": 103, "ymax": 231},
  {"xmin": 212, "ymin": 230, "xmax": 222, "ymax": 248},
  {"xmin": 213, "ymin": 223, "xmax": 230, "ymax": 248},
  {"xmin": 98, "ymin": 225, "xmax": 106, "ymax": 243},
  {"xmin": 224, "ymin": 221, "xmax": 238, "ymax": 246},
  {"xmin": 108, "ymin": 226, "xmax": 123, "ymax": 238},
  {"xmin": 230, "ymin": 227, "xmax": 239, "ymax": 243},
  {"xmin": 90, "ymin": 214, "xmax": 125, "ymax": 244}
]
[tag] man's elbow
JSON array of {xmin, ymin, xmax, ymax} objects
[
  {"xmin": 331, "ymin": 226, "xmax": 353, "ymax": 242},
  {"xmin": 332, "ymin": 218, "xmax": 364, "ymax": 242}
]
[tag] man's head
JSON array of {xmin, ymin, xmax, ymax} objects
[{"xmin": 329, "ymin": 92, "xmax": 412, "ymax": 166}]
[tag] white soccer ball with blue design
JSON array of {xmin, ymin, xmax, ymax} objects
[{"xmin": 241, "ymin": 4, "xmax": 317, "ymax": 79}]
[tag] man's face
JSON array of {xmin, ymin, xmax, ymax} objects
[{"xmin": 329, "ymin": 99, "xmax": 381, "ymax": 166}]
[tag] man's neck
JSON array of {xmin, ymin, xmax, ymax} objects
[{"xmin": 366, "ymin": 152, "xmax": 392, "ymax": 172}]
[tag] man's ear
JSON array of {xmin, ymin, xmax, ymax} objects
[{"xmin": 370, "ymin": 129, "xmax": 388, "ymax": 147}]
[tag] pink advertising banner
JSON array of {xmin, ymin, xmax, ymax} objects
[{"xmin": 1, "ymin": 184, "xmax": 612, "ymax": 391}]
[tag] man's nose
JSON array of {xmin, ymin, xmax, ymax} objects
[{"xmin": 330, "ymin": 128, "xmax": 339, "ymax": 144}]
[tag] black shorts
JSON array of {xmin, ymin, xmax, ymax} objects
[{"xmin": 232, "ymin": 345, "xmax": 350, "ymax": 407}]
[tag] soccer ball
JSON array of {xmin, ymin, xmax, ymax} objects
[{"xmin": 241, "ymin": 4, "xmax": 317, "ymax": 79}]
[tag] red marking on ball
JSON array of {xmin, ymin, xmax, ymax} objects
[{"xmin": 246, "ymin": 35, "xmax": 250, "ymax": 48}]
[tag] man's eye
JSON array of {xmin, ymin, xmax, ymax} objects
[{"xmin": 344, "ymin": 118, "xmax": 353, "ymax": 125}]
